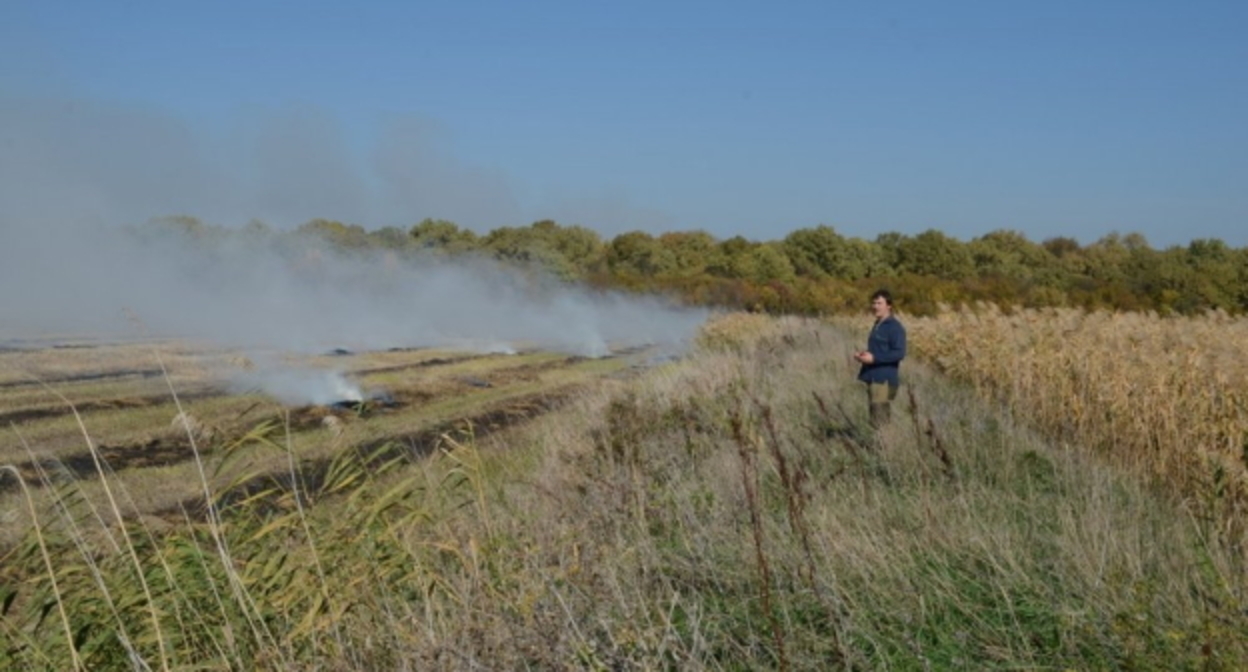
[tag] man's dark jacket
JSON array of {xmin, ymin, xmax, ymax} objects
[{"xmin": 858, "ymin": 315, "xmax": 907, "ymax": 386}]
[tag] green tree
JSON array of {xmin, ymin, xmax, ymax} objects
[
  {"xmin": 1184, "ymin": 238, "xmax": 1241, "ymax": 310},
  {"xmin": 535, "ymin": 221, "xmax": 605, "ymax": 274},
  {"xmin": 846, "ymin": 237, "xmax": 892, "ymax": 278},
  {"xmin": 896, "ymin": 229, "xmax": 975, "ymax": 279},
  {"xmin": 707, "ymin": 236, "xmax": 755, "ymax": 280},
  {"xmin": 1041, "ymin": 236, "xmax": 1081, "ymax": 259},
  {"xmin": 296, "ymin": 219, "xmax": 371, "ymax": 250},
  {"xmin": 750, "ymin": 242, "xmax": 797, "ymax": 284},
  {"xmin": 658, "ymin": 230, "xmax": 719, "ymax": 277},
  {"xmin": 1235, "ymin": 247, "xmax": 1248, "ymax": 311},
  {"xmin": 409, "ymin": 218, "xmax": 479, "ymax": 254},
  {"xmin": 874, "ymin": 231, "xmax": 907, "ymax": 273},
  {"xmin": 483, "ymin": 224, "xmax": 576, "ymax": 278},
  {"xmin": 1129, "ymin": 245, "xmax": 1193, "ymax": 313},
  {"xmin": 368, "ymin": 226, "xmax": 411, "ymax": 250},
  {"xmin": 782, "ymin": 225, "xmax": 878, "ymax": 279},
  {"xmin": 1076, "ymin": 233, "xmax": 1132, "ymax": 284},
  {"xmin": 968, "ymin": 229, "xmax": 1055, "ymax": 281},
  {"xmin": 606, "ymin": 231, "xmax": 677, "ymax": 277}
]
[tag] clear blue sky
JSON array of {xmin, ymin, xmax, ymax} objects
[{"xmin": 3, "ymin": 0, "xmax": 1245, "ymax": 246}]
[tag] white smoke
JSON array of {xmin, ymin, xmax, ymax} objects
[
  {"xmin": 0, "ymin": 226, "xmax": 706, "ymax": 403},
  {"xmin": 0, "ymin": 98, "xmax": 708, "ymax": 404},
  {"xmin": 229, "ymin": 366, "xmax": 364, "ymax": 407}
]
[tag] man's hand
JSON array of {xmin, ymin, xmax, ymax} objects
[{"xmin": 854, "ymin": 351, "xmax": 875, "ymax": 364}]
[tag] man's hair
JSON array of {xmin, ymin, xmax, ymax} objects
[{"xmin": 871, "ymin": 289, "xmax": 893, "ymax": 306}]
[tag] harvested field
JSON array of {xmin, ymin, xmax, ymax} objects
[
  {"xmin": 0, "ymin": 339, "xmax": 647, "ymax": 548},
  {"xmin": 166, "ymin": 385, "xmax": 580, "ymax": 520},
  {"xmin": 0, "ymin": 367, "xmax": 167, "ymax": 390}
]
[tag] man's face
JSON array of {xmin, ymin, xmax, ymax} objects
[{"xmin": 871, "ymin": 296, "xmax": 891, "ymax": 319}]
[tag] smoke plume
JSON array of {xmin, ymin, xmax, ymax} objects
[{"xmin": 0, "ymin": 98, "xmax": 707, "ymax": 403}]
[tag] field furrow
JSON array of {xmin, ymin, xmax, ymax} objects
[{"xmin": 0, "ymin": 341, "xmax": 641, "ymax": 548}]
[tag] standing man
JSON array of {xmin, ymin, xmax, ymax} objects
[{"xmin": 854, "ymin": 289, "xmax": 907, "ymax": 427}]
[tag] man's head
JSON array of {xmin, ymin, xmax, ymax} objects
[{"xmin": 870, "ymin": 289, "xmax": 893, "ymax": 319}]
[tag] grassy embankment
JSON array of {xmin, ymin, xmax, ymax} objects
[{"xmin": 2, "ymin": 314, "xmax": 1246, "ymax": 670}]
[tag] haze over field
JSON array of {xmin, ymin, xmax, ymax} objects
[
  {"xmin": 0, "ymin": 218, "xmax": 706, "ymax": 356},
  {"xmin": 0, "ymin": 86, "xmax": 710, "ymax": 363},
  {"xmin": 0, "ymin": 97, "xmax": 707, "ymax": 357}
]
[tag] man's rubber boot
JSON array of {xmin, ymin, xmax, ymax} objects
[{"xmin": 869, "ymin": 403, "xmax": 887, "ymax": 429}]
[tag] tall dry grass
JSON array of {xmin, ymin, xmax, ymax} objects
[
  {"xmin": 904, "ymin": 305, "xmax": 1248, "ymax": 535},
  {"xmin": 2, "ymin": 314, "xmax": 1246, "ymax": 669}
]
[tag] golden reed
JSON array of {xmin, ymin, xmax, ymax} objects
[{"xmin": 907, "ymin": 305, "xmax": 1248, "ymax": 513}]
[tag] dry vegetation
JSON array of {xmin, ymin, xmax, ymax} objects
[
  {"xmin": 0, "ymin": 342, "xmax": 628, "ymax": 550},
  {"xmin": 903, "ymin": 305, "xmax": 1248, "ymax": 538},
  {"xmin": 2, "ymin": 315, "xmax": 1246, "ymax": 670}
]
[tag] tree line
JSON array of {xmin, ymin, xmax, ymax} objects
[{"xmin": 144, "ymin": 216, "xmax": 1248, "ymax": 316}]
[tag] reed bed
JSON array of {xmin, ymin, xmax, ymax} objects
[{"xmin": 905, "ymin": 305, "xmax": 1248, "ymax": 535}]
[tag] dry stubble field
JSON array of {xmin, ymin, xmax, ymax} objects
[{"xmin": 0, "ymin": 338, "xmax": 639, "ymax": 550}]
